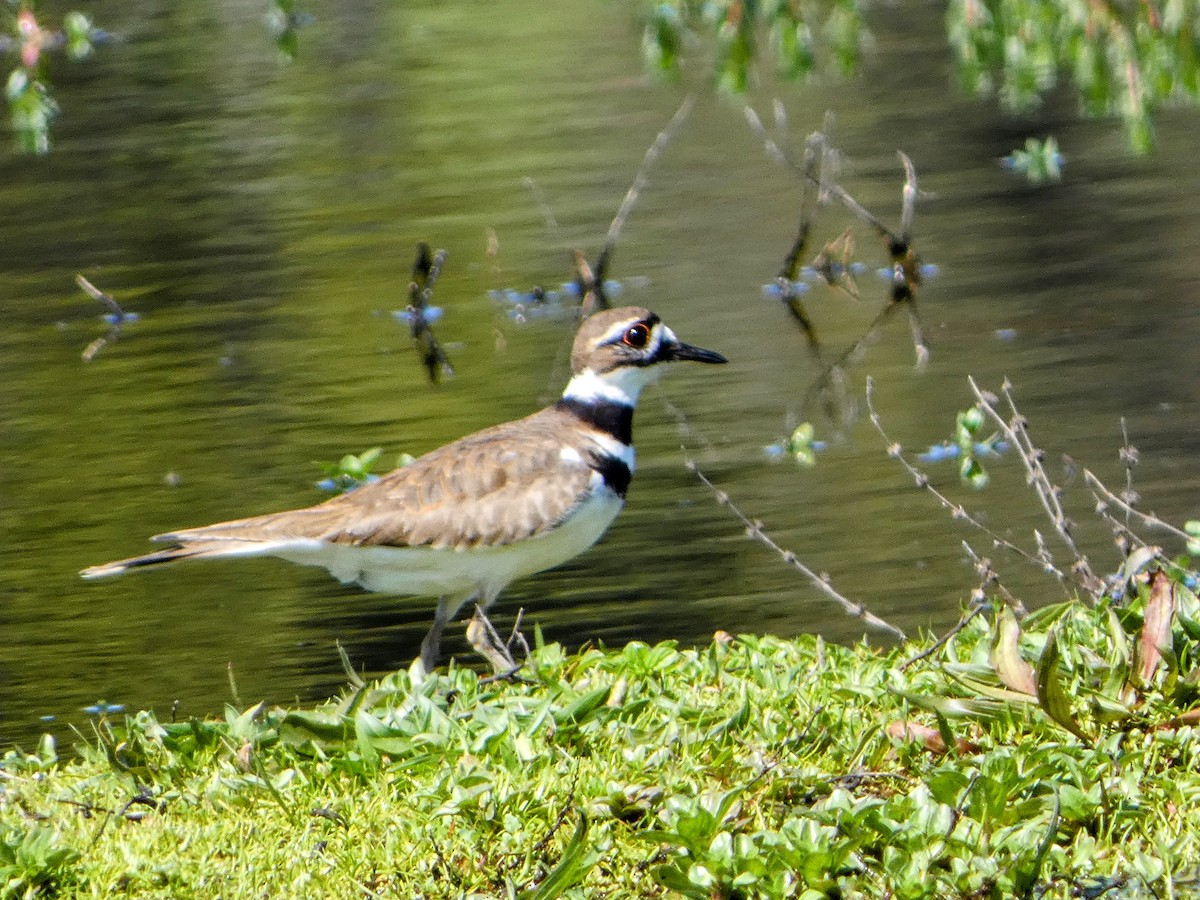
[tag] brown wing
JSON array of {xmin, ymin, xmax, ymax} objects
[{"xmin": 155, "ymin": 408, "xmax": 597, "ymax": 551}]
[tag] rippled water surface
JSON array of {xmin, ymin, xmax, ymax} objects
[{"xmin": 3, "ymin": 0, "xmax": 1200, "ymax": 747}]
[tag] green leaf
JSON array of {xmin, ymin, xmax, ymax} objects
[
  {"xmin": 1035, "ymin": 629, "xmax": 1090, "ymax": 741},
  {"xmin": 518, "ymin": 813, "xmax": 600, "ymax": 900},
  {"xmin": 554, "ymin": 685, "xmax": 611, "ymax": 726},
  {"xmin": 890, "ymin": 687, "xmax": 1004, "ymax": 719},
  {"xmin": 1013, "ymin": 787, "xmax": 1060, "ymax": 897},
  {"xmin": 990, "ymin": 606, "xmax": 1037, "ymax": 695}
]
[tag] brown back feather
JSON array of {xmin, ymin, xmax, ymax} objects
[{"xmin": 156, "ymin": 407, "xmax": 605, "ymax": 551}]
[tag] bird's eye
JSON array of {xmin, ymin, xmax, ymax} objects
[{"xmin": 622, "ymin": 324, "xmax": 650, "ymax": 348}]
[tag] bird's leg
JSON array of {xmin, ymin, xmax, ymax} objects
[
  {"xmin": 416, "ymin": 593, "xmax": 466, "ymax": 678},
  {"xmin": 466, "ymin": 604, "xmax": 522, "ymax": 676}
]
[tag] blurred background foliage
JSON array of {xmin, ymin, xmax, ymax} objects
[
  {"xmin": 641, "ymin": 0, "xmax": 1200, "ymax": 153},
  {"xmin": 6, "ymin": 0, "xmax": 1200, "ymax": 155}
]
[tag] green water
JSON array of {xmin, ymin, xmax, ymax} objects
[{"xmin": 3, "ymin": 1, "xmax": 1200, "ymax": 747}]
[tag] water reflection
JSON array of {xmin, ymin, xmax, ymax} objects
[{"xmin": 3, "ymin": 0, "xmax": 1200, "ymax": 748}]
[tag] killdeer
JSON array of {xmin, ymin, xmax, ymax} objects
[{"xmin": 82, "ymin": 306, "xmax": 727, "ymax": 675}]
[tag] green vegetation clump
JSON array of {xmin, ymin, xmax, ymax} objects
[
  {"xmin": 643, "ymin": 0, "xmax": 1200, "ymax": 153},
  {"xmin": 4, "ymin": 577, "xmax": 1200, "ymax": 898}
]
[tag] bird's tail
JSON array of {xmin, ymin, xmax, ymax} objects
[{"xmin": 80, "ymin": 544, "xmax": 230, "ymax": 579}]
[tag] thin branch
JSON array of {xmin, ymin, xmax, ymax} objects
[
  {"xmin": 746, "ymin": 111, "xmax": 931, "ymax": 372},
  {"xmin": 864, "ymin": 377, "xmax": 1073, "ymax": 594},
  {"xmin": 899, "ymin": 150, "xmax": 917, "ymax": 242},
  {"xmin": 577, "ymin": 94, "xmax": 695, "ymax": 314},
  {"xmin": 1083, "ymin": 469, "xmax": 1192, "ymax": 544},
  {"xmin": 743, "ymin": 107, "xmax": 894, "ymax": 238},
  {"xmin": 683, "ymin": 453, "xmax": 907, "ymax": 640},
  {"xmin": 961, "ymin": 539, "xmax": 1027, "ymax": 616},
  {"xmin": 968, "ymin": 377, "xmax": 1103, "ymax": 599},
  {"xmin": 900, "ymin": 600, "xmax": 987, "ymax": 671},
  {"xmin": 657, "ymin": 395, "xmax": 716, "ymax": 454},
  {"xmin": 603, "ymin": 94, "xmax": 695, "ymax": 257},
  {"xmin": 899, "ymin": 542, "xmax": 1024, "ymax": 670},
  {"xmin": 1118, "ymin": 417, "xmax": 1140, "ymax": 531}
]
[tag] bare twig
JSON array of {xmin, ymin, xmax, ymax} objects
[
  {"xmin": 576, "ymin": 94, "xmax": 695, "ymax": 314},
  {"xmin": 1118, "ymin": 417, "xmax": 1140, "ymax": 528},
  {"xmin": 657, "ymin": 395, "xmax": 717, "ymax": 454},
  {"xmin": 899, "ymin": 600, "xmax": 987, "ymax": 670},
  {"xmin": 743, "ymin": 108, "xmax": 892, "ymax": 235},
  {"xmin": 1083, "ymin": 469, "xmax": 1192, "ymax": 544},
  {"xmin": 901, "ymin": 540, "xmax": 1027, "ymax": 670},
  {"xmin": 961, "ymin": 540, "xmax": 1027, "ymax": 616},
  {"xmin": 473, "ymin": 604, "xmax": 530, "ymax": 684},
  {"xmin": 88, "ymin": 791, "xmax": 164, "ymax": 848},
  {"xmin": 746, "ymin": 110, "xmax": 931, "ymax": 380},
  {"xmin": 603, "ymin": 95, "xmax": 695, "ymax": 259},
  {"xmin": 683, "ymin": 453, "xmax": 906, "ymax": 640},
  {"xmin": 968, "ymin": 377, "xmax": 1104, "ymax": 599},
  {"xmin": 864, "ymin": 377, "xmax": 1073, "ymax": 594}
]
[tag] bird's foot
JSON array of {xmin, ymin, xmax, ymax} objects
[{"xmin": 467, "ymin": 605, "xmax": 529, "ymax": 681}]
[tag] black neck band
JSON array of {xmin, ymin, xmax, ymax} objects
[{"xmin": 556, "ymin": 397, "xmax": 634, "ymax": 445}]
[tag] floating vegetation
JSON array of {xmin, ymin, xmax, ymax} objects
[
  {"xmin": 266, "ymin": 0, "xmax": 313, "ymax": 60},
  {"xmin": 314, "ymin": 447, "xmax": 415, "ymax": 494},
  {"xmin": 761, "ymin": 262, "xmax": 940, "ymax": 300},
  {"xmin": 392, "ymin": 305, "xmax": 443, "ymax": 326},
  {"xmin": 81, "ymin": 701, "xmax": 125, "ymax": 716},
  {"xmin": 763, "ymin": 422, "xmax": 828, "ymax": 467},
  {"xmin": 1001, "ymin": 136, "xmax": 1065, "ymax": 185}
]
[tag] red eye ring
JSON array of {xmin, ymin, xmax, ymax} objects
[{"xmin": 622, "ymin": 324, "xmax": 650, "ymax": 348}]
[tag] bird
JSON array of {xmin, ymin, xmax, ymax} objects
[{"xmin": 82, "ymin": 306, "xmax": 727, "ymax": 676}]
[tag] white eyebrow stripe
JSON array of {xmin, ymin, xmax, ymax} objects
[{"xmin": 597, "ymin": 318, "xmax": 664, "ymax": 351}]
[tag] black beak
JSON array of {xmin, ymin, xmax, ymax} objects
[{"xmin": 661, "ymin": 340, "xmax": 728, "ymax": 365}]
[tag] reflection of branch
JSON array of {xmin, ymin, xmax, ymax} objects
[
  {"xmin": 745, "ymin": 107, "xmax": 894, "ymax": 237},
  {"xmin": 575, "ymin": 95, "xmax": 695, "ymax": 314},
  {"xmin": 522, "ymin": 176, "xmax": 559, "ymax": 235},
  {"xmin": 747, "ymin": 108, "xmax": 931, "ymax": 428},
  {"xmin": 406, "ymin": 243, "xmax": 454, "ymax": 384},
  {"xmin": 684, "ymin": 452, "xmax": 907, "ymax": 640},
  {"xmin": 76, "ymin": 274, "xmax": 126, "ymax": 363}
]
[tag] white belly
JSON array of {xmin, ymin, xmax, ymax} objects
[{"xmin": 274, "ymin": 489, "xmax": 625, "ymax": 599}]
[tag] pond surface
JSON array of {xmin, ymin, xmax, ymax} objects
[{"xmin": 3, "ymin": 0, "xmax": 1200, "ymax": 748}]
